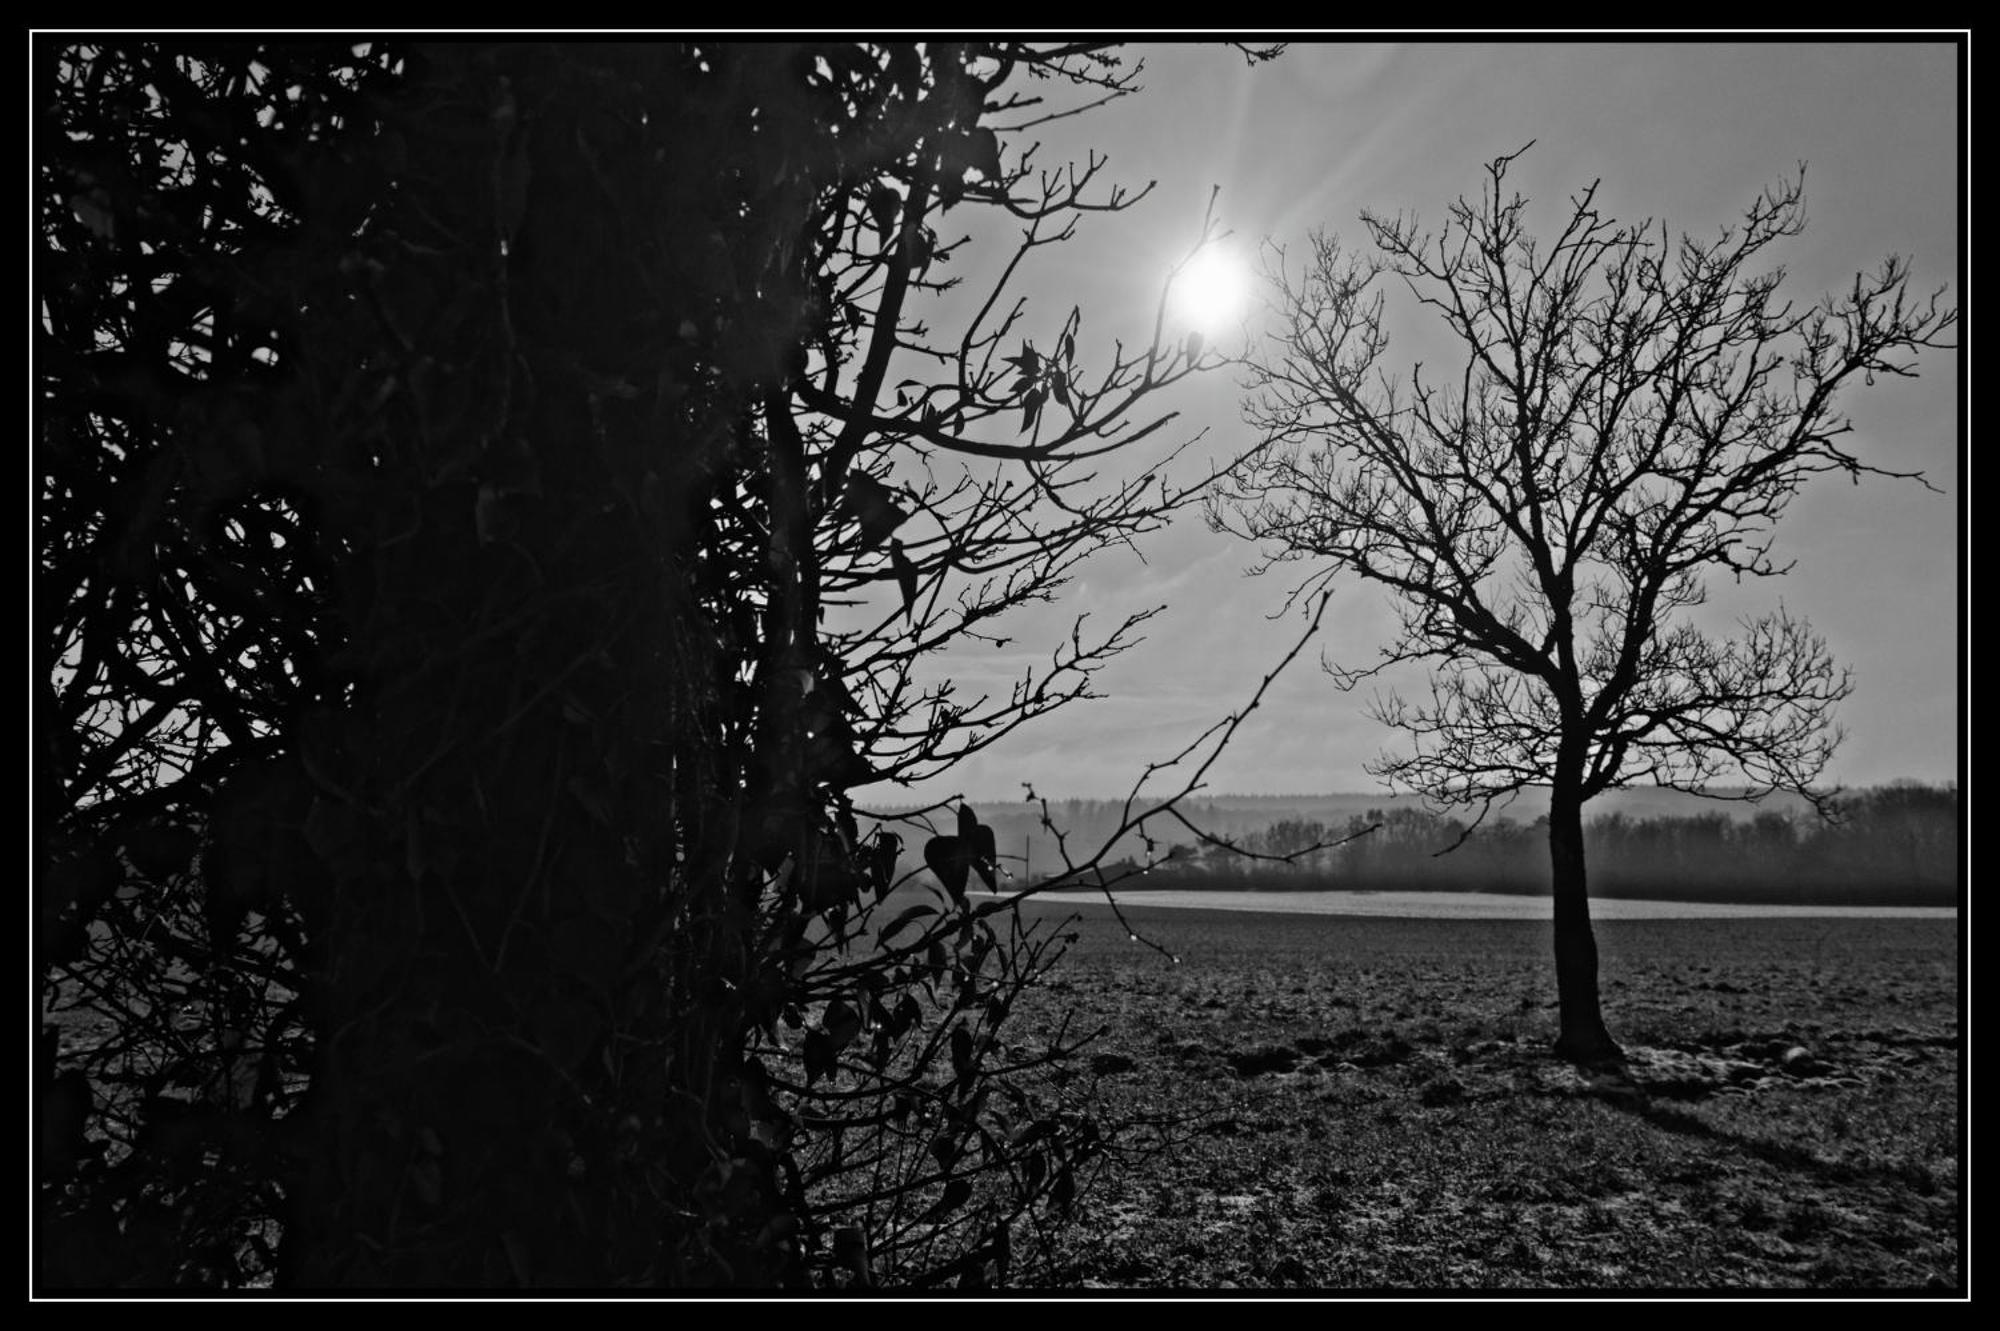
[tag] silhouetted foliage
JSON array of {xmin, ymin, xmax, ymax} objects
[
  {"xmin": 1215, "ymin": 148, "xmax": 1955, "ymax": 1060},
  {"xmin": 37, "ymin": 38, "xmax": 1278, "ymax": 1290},
  {"xmin": 38, "ymin": 39, "xmax": 407, "ymax": 1287}
]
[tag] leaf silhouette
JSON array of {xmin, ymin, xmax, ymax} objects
[
  {"xmin": 842, "ymin": 472, "xmax": 908, "ymax": 549},
  {"xmin": 969, "ymin": 822, "xmax": 998, "ymax": 892},
  {"xmin": 890, "ymin": 539, "xmax": 919, "ymax": 618},
  {"xmin": 877, "ymin": 900, "xmax": 936, "ymax": 946},
  {"xmin": 803, "ymin": 1029, "xmax": 835, "ymax": 1084},
  {"xmin": 950, "ymin": 1024, "xmax": 974, "ymax": 1078},
  {"xmin": 866, "ymin": 184, "xmax": 900, "ymax": 238},
  {"xmin": 871, "ymin": 831, "xmax": 902, "ymax": 892},
  {"xmin": 924, "ymin": 1176, "xmax": 973, "ymax": 1222},
  {"xmin": 963, "ymin": 126, "xmax": 1002, "ymax": 181},
  {"xmin": 924, "ymin": 835, "xmax": 969, "ymax": 901},
  {"xmin": 823, "ymin": 999, "xmax": 863, "ymax": 1051},
  {"xmin": 932, "ymin": 805, "xmax": 998, "ymax": 892}
]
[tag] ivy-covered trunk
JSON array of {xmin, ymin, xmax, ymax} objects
[
  {"xmin": 47, "ymin": 36, "xmax": 1168, "ymax": 1291},
  {"xmin": 274, "ymin": 44, "xmax": 805, "ymax": 1287}
]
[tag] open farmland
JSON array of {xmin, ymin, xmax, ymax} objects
[{"xmin": 997, "ymin": 898, "xmax": 1961, "ymax": 1292}]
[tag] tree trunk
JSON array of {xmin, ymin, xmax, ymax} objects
[
  {"xmin": 1547, "ymin": 777, "xmax": 1622, "ymax": 1064},
  {"xmin": 275, "ymin": 44, "xmax": 803, "ymax": 1287}
]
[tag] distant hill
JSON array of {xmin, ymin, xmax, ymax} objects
[
  {"xmin": 860, "ymin": 782, "xmax": 1957, "ymax": 907},
  {"xmin": 862, "ymin": 785, "xmax": 1820, "ymax": 880}
]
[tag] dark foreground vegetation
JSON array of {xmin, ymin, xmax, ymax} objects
[
  {"xmin": 40, "ymin": 39, "xmax": 1289, "ymax": 1290},
  {"xmin": 1005, "ymin": 900, "xmax": 1961, "ymax": 1291}
]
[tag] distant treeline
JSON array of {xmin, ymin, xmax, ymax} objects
[{"xmin": 1088, "ymin": 783, "xmax": 1960, "ymax": 906}]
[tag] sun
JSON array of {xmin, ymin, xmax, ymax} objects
[{"xmin": 1169, "ymin": 243, "xmax": 1252, "ymax": 339}]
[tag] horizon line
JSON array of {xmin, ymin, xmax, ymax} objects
[{"xmin": 861, "ymin": 776, "xmax": 1958, "ymax": 812}]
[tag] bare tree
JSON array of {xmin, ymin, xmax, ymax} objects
[{"xmin": 1213, "ymin": 148, "xmax": 1955, "ymax": 1062}]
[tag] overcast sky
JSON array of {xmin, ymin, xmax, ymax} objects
[{"xmin": 882, "ymin": 38, "xmax": 1962, "ymax": 805}]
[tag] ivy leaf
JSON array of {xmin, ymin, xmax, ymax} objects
[
  {"xmin": 885, "ymin": 43, "xmax": 922, "ymax": 93},
  {"xmin": 924, "ymin": 835, "xmax": 969, "ymax": 901},
  {"xmin": 866, "ymin": 183, "xmax": 900, "ymax": 239},
  {"xmin": 877, "ymin": 901, "xmax": 935, "ymax": 945},
  {"xmin": 121, "ymin": 821, "xmax": 200, "ymax": 880},
  {"xmin": 1051, "ymin": 1162, "xmax": 1076, "ymax": 1214},
  {"xmin": 475, "ymin": 483, "xmax": 516, "ymax": 545},
  {"xmin": 970, "ymin": 823, "xmax": 998, "ymax": 892},
  {"xmin": 1021, "ymin": 389, "xmax": 1044, "ymax": 434},
  {"xmin": 803, "ymin": 1029, "xmax": 836, "ymax": 1084},
  {"xmin": 38, "ymin": 1070, "xmax": 93, "ymax": 1176},
  {"xmin": 69, "ymin": 190, "xmax": 116, "ymax": 240},
  {"xmin": 870, "ymin": 832, "xmax": 902, "ymax": 893},
  {"xmin": 890, "ymin": 539, "xmax": 919, "ymax": 619},
  {"xmin": 924, "ymin": 1176, "xmax": 973, "ymax": 1222},
  {"xmin": 823, "ymin": 999, "xmax": 863, "ymax": 1051},
  {"xmin": 963, "ymin": 126, "xmax": 1002, "ymax": 182},
  {"xmin": 956, "ymin": 805, "xmax": 998, "ymax": 891},
  {"xmin": 842, "ymin": 472, "xmax": 909, "ymax": 550}
]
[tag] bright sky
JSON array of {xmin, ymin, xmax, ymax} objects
[{"xmin": 883, "ymin": 39, "xmax": 1962, "ymax": 804}]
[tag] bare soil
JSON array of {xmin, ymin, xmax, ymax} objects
[{"xmin": 1001, "ymin": 900, "xmax": 1961, "ymax": 1293}]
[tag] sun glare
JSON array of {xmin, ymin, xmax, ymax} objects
[{"xmin": 1169, "ymin": 243, "xmax": 1252, "ymax": 338}]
